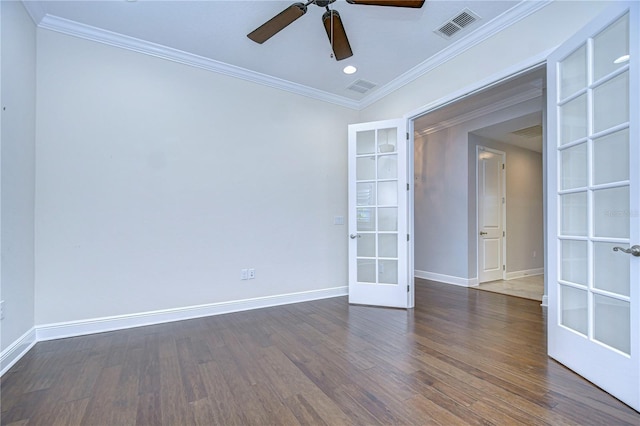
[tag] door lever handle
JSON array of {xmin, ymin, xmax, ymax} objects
[
  {"xmin": 613, "ymin": 245, "xmax": 640, "ymax": 257},
  {"xmin": 479, "ymin": 231, "xmax": 488, "ymax": 236},
  {"xmin": 350, "ymin": 234, "xmax": 360, "ymax": 239}
]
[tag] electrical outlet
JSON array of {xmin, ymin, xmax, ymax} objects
[
  {"xmin": 241, "ymin": 269, "xmax": 249, "ymax": 280},
  {"xmin": 0, "ymin": 300, "xmax": 4, "ymax": 320},
  {"xmin": 248, "ymin": 269, "xmax": 256, "ymax": 279}
]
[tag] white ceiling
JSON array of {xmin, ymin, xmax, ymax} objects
[{"xmin": 21, "ymin": 0, "xmax": 547, "ymax": 109}]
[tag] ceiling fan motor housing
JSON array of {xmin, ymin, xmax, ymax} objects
[{"xmin": 315, "ymin": 0, "xmax": 337, "ymax": 8}]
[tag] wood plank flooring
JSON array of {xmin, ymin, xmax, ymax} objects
[{"xmin": 2, "ymin": 279, "xmax": 639, "ymax": 425}]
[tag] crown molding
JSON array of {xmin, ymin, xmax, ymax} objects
[
  {"xmin": 416, "ymin": 87, "xmax": 542, "ymax": 136},
  {"xmin": 30, "ymin": 0, "xmax": 551, "ymax": 111},
  {"xmin": 37, "ymin": 15, "xmax": 361, "ymax": 110},
  {"xmin": 21, "ymin": 0, "xmax": 46, "ymax": 25},
  {"xmin": 358, "ymin": 0, "xmax": 553, "ymax": 109}
]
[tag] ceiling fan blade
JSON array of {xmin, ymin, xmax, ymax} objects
[
  {"xmin": 346, "ymin": 0, "xmax": 425, "ymax": 7},
  {"xmin": 247, "ymin": 3, "xmax": 307, "ymax": 44},
  {"xmin": 322, "ymin": 10, "xmax": 353, "ymax": 61}
]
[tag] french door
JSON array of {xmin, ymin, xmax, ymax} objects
[
  {"xmin": 348, "ymin": 119, "xmax": 408, "ymax": 308},
  {"xmin": 547, "ymin": 2, "xmax": 639, "ymax": 410}
]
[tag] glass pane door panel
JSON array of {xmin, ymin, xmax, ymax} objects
[
  {"xmin": 561, "ymin": 143, "xmax": 588, "ymax": 189},
  {"xmin": 593, "ymin": 186, "xmax": 629, "ymax": 238},
  {"xmin": 377, "ymin": 128, "xmax": 397, "ymax": 153},
  {"xmin": 378, "ymin": 181, "xmax": 398, "ymax": 206},
  {"xmin": 356, "ymin": 157, "xmax": 376, "ymax": 181},
  {"xmin": 593, "ymin": 129, "xmax": 629, "ymax": 185},
  {"xmin": 356, "ymin": 130, "xmax": 376, "ymax": 154},
  {"xmin": 594, "ymin": 295, "xmax": 630, "ymax": 354},
  {"xmin": 560, "ymin": 44, "xmax": 587, "ymax": 99},
  {"xmin": 593, "ymin": 72, "xmax": 629, "ymax": 133},
  {"xmin": 378, "ymin": 207, "xmax": 398, "ymax": 231},
  {"xmin": 378, "ymin": 155, "xmax": 397, "ymax": 179},
  {"xmin": 357, "ymin": 259, "xmax": 376, "ymax": 283},
  {"xmin": 357, "ymin": 208, "xmax": 376, "ymax": 231},
  {"xmin": 594, "ymin": 242, "xmax": 630, "ymax": 296},
  {"xmin": 593, "ymin": 14, "xmax": 629, "ymax": 81},
  {"xmin": 378, "ymin": 234, "xmax": 397, "ymax": 258},
  {"xmin": 357, "ymin": 233, "xmax": 375, "ymax": 258},
  {"xmin": 561, "ymin": 240, "xmax": 588, "ymax": 285},
  {"xmin": 560, "ymin": 285, "xmax": 588, "ymax": 335},
  {"xmin": 561, "ymin": 192, "xmax": 588, "ymax": 236},
  {"xmin": 378, "ymin": 259, "xmax": 398, "ymax": 284},
  {"xmin": 356, "ymin": 183, "xmax": 376, "ymax": 206},
  {"xmin": 560, "ymin": 94, "xmax": 588, "ymax": 145}
]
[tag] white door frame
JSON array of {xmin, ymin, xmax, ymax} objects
[
  {"xmin": 476, "ymin": 146, "xmax": 507, "ymax": 283},
  {"xmin": 404, "ymin": 53, "xmax": 550, "ymax": 305}
]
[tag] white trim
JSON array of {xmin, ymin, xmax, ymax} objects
[
  {"xmin": 405, "ymin": 52, "xmax": 551, "ymax": 121},
  {"xmin": 505, "ymin": 268, "xmax": 545, "ymax": 280},
  {"xmin": 417, "ymin": 89, "xmax": 542, "ymax": 136},
  {"xmin": 36, "ymin": 286, "xmax": 347, "ymax": 342},
  {"xmin": 415, "ymin": 270, "xmax": 478, "ymax": 287},
  {"xmin": 361, "ymin": 0, "xmax": 553, "ymax": 109},
  {"xmin": 28, "ymin": 1, "xmax": 550, "ymax": 111},
  {"xmin": 1, "ymin": 328, "xmax": 37, "ymax": 376},
  {"xmin": 36, "ymin": 15, "xmax": 360, "ymax": 110}
]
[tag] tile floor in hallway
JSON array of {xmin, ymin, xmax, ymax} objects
[{"xmin": 474, "ymin": 274, "xmax": 544, "ymax": 302}]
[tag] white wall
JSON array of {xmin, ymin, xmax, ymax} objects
[
  {"xmin": 35, "ymin": 30, "xmax": 359, "ymax": 325},
  {"xmin": 414, "ymin": 128, "xmax": 469, "ymax": 279},
  {"xmin": 414, "ymin": 98, "xmax": 542, "ymax": 281},
  {"xmin": 1, "ymin": 1, "xmax": 37, "ymax": 352},
  {"xmin": 359, "ymin": 1, "xmax": 609, "ymax": 122}
]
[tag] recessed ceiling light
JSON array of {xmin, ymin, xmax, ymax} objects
[
  {"xmin": 614, "ymin": 54, "xmax": 630, "ymax": 64},
  {"xmin": 343, "ymin": 65, "xmax": 357, "ymax": 75}
]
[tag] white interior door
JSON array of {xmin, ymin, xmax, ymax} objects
[
  {"xmin": 478, "ymin": 147, "xmax": 505, "ymax": 283},
  {"xmin": 547, "ymin": 2, "xmax": 640, "ymax": 410},
  {"xmin": 348, "ymin": 119, "xmax": 408, "ymax": 308}
]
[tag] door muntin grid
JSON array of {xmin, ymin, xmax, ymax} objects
[
  {"xmin": 556, "ymin": 13, "xmax": 631, "ymax": 355},
  {"xmin": 355, "ymin": 128, "xmax": 399, "ymax": 285}
]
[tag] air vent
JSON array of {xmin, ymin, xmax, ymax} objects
[
  {"xmin": 347, "ymin": 79, "xmax": 377, "ymax": 94},
  {"xmin": 512, "ymin": 125, "xmax": 543, "ymax": 138},
  {"xmin": 435, "ymin": 8, "xmax": 480, "ymax": 39}
]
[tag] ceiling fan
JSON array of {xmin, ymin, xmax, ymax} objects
[{"xmin": 247, "ymin": 0, "xmax": 425, "ymax": 61}]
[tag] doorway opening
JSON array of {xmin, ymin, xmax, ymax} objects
[{"xmin": 411, "ymin": 65, "xmax": 546, "ymax": 303}]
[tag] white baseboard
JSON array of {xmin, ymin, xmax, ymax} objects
[
  {"xmin": 415, "ymin": 270, "xmax": 478, "ymax": 287},
  {"xmin": 36, "ymin": 286, "xmax": 348, "ymax": 342},
  {"xmin": 1, "ymin": 327, "xmax": 37, "ymax": 376},
  {"xmin": 541, "ymin": 295, "xmax": 549, "ymax": 307},
  {"xmin": 505, "ymin": 268, "xmax": 544, "ymax": 280},
  {"xmin": 0, "ymin": 286, "xmax": 347, "ymax": 377}
]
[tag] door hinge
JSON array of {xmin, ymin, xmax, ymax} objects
[
  {"xmin": 407, "ymin": 285, "xmax": 410, "ymax": 293},
  {"xmin": 502, "ymin": 197, "xmax": 505, "ymax": 204},
  {"xmin": 406, "ymin": 132, "xmax": 409, "ymax": 140},
  {"xmin": 503, "ymin": 265, "xmax": 505, "ymax": 271},
  {"xmin": 502, "ymin": 163, "xmax": 505, "ymax": 170},
  {"xmin": 503, "ymin": 231, "xmax": 505, "ymax": 237},
  {"xmin": 407, "ymin": 183, "xmax": 410, "ymax": 191},
  {"xmin": 407, "ymin": 234, "xmax": 410, "ymax": 242}
]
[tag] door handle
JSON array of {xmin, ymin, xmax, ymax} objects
[
  {"xmin": 613, "ymin": 245, "xmax": 640, "ymax": 257},
  {"xmin": 479, "ymin": 231, "xmax": 488, "ymax": 236},
  {"xmin": 350, "ymin": 234, "xmax": 360, "ymax": 239}
]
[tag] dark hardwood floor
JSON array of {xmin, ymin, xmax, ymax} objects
[{"xmin": 2, "ymin": 279, "xmax": 639, "ymax": 425}]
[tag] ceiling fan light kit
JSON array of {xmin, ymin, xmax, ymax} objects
[{"xmin": 248, "ymin": 0, "xmax": 425, "ymax": 61}]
